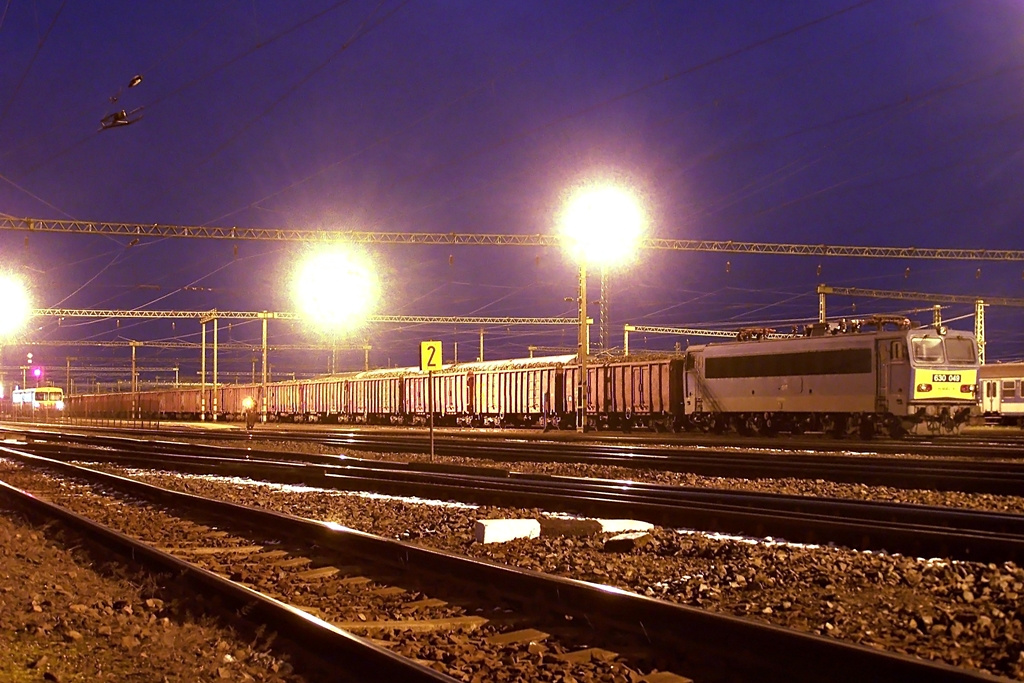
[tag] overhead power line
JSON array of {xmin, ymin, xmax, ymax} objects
[{"xmin": 4, "ymin": 216, "xmax": 1024, "ymax": 260}]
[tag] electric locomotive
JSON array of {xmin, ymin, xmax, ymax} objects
[
  {"xmin": 680, "ymin": 316, "xmax": 979, "ymax": 438},
  {"xmin": 11, "ymin": 386, "xmax": 65, "ymax": 420}
]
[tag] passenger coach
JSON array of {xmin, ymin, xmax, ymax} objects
[{"xmin": 980, "ymin": 362, "xmax": 1024, "ymax": 426}]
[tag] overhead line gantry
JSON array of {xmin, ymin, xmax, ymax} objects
[
  {"xmin": 5, "ymin": 215, "xmax": 1024, "ymax": 260},
  {"xmin": 816, "ymin": 285, "xmax": 1024, "ymax": 364},
  {"xmin": 34, "ymin": 308, "xmax": 579, "ymax": 325}
]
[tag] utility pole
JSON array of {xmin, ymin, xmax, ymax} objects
[
  {"xmin": 200, "ymin": 321, "xmax": 207, "ymax": 420},
  {"xmin": 213, "ymin": 315, "xmax": 218, "ymax": 421},
  {"xmin": 260, "ymin": 311, "xmax": 271, "ymax": 423}
]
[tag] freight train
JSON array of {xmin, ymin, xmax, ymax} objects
[
  {"xmin": 64, "ymin": 316, "xmax": 980, "ymax": 438},
  {"xmin": 979, "ymin": 361, "xmax": 1024, "ymax": 427}
]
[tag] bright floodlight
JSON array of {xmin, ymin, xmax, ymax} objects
[
  {"xmin": 292, "ymin": 248, "xmax": 379, "ymax": 331},
  {"xmin": 560, "ymin": 184, "xmax": 646, "ymax": 267},
  {"xmin": 0, "ymin": 272, "xmax": 32, "ymax": 339}
]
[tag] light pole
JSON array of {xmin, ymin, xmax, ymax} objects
[
  {"xmin": 560, "ymin": 183, "xmax": 646, "ymax": 432},
  {"xmin": 577, "ymin": 260, "xmax": 588, "ymax": 431}
]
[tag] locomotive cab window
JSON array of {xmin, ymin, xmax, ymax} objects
[
  {"xmin": 944, "ymin": 337, "xmax": 976, "ymax": 364},
  {"xmin": 912, "ymin": 337, "xmax": 944, "ymax": 363}
]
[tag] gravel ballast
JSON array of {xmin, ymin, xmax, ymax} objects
[
  {"xmin": 67, "ymin": 455, "xmax": 1024, "ymax": 681},
  {"xmin": 0, "ymin": 504, "xmax": 306, "ymax": 682}
]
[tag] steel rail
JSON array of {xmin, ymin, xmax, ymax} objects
[
  {"xmin": 6, "ymin": 423, "xmax": 1023, "ymax": 494},
  {"xmin": 17, "ymin": 438, "xmax": 1024, "ymax": 564},
  {"xmin": 0, "ymin": 474, "xmax": 455, "ymax": 682},
  {"xmin": 63, "ymin": 421, "xmax": 1024, "ymax": 461},
  {"xmin": 173, "ymin": 427, "xmax": 1024, "ymax": 494},
  {"xmin": 0, "ymin": 445, "xmax": 996, "ymax": 683}
]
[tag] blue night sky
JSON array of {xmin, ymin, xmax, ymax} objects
[{"xmin": 1, "ymin": 0, "xmax": 1023, "ymax": 383}]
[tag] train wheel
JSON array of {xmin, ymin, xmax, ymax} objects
[
  {"xmin": 825, "ymin": 414, "xmax": 848, "ymax": 438},
  {"xmin": 708, "ymin": 416, "xmax": 725, "ymax": 434},
  {"xmin": 858, "ymin": 415, "xmax": 876, "ymax": 440},
  {"xmin": 734, "ymin": 415, "xmax": 753, "ymax": 436},
  {"xmin": 672, "ymin": 415, "xmax": 685, "ymax": 433},
  {"xmin": 789, "ymin": 417, "xmax": 808, "ymax": 435}
]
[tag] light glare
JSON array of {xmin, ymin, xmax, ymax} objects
[
  {"xmin": 292, "ymin": 249, "xmax": 379, "ymax": 332},
  {"xmin": 560, "ymin": 184, "xmax": 645, "ymax": 267},
  {"xmin": 0, "ymin": 272, "xmax": 32, "ymax": 339}
]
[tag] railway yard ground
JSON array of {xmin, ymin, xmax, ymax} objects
[
  {"xmin": 1, "ymin": 421, "xmax": 1023, "ymax": 681},
  {"xmin": 0, "ymin": 507, "xmax": 303, "ymax": 682}
]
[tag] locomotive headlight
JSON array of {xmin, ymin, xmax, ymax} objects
[
  {"xmin": 916, "ymin": 383, "xmax": 932, "ymax": 393},
  {"xmin": 242, "ymin": 396, "xmax": 255, "ymax": 411},
  {"xmin": 56, "ymin": 400, "xmax": 65, "ymax": 411},
  {"xmin": 961, "ymin": 385, "xmax": 975, "ymax": 394}
]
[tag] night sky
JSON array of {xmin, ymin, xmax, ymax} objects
[{"xmin": 1, "ymin": 0, "xmax": 1023, "ymax": 386}]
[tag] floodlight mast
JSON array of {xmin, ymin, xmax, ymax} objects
[
  {"xmin": 577, "ymin": 262, "xmax": 588, "ymax": 432},
  {"xmin": 560, "ymin": 184, "xmax": 646, "ymax": 432}
]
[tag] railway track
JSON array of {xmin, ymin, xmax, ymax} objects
[
  {"xmin": 49, "ymin": 420, "xmax": 1024, "ymax": 458},
  {"xmin": 0, "ymin": 446, "xmax": 997, "ymax": 682},
  {"xmin": 11, "ymin": 423, "xmax": 1024, "ymax": 496},
  {"xmin": 0, "ymin": 466, "xmax": 453, "ymax": 682},
  {"xmin": 9, "ymin": 434, "xmax": 1024, "ymax": 564}
]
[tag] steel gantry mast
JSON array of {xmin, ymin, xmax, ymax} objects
[
  {"xmin": 34, "ymin": 308, "xmax": 581, "ymax": 325},
  {"xmin": 816, "ymin": 285, "xmax": 1024, "ymax": 364},
  {"xmin": 6, "ymin": 215, "xmax": 1024, "ymax": 259}
]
